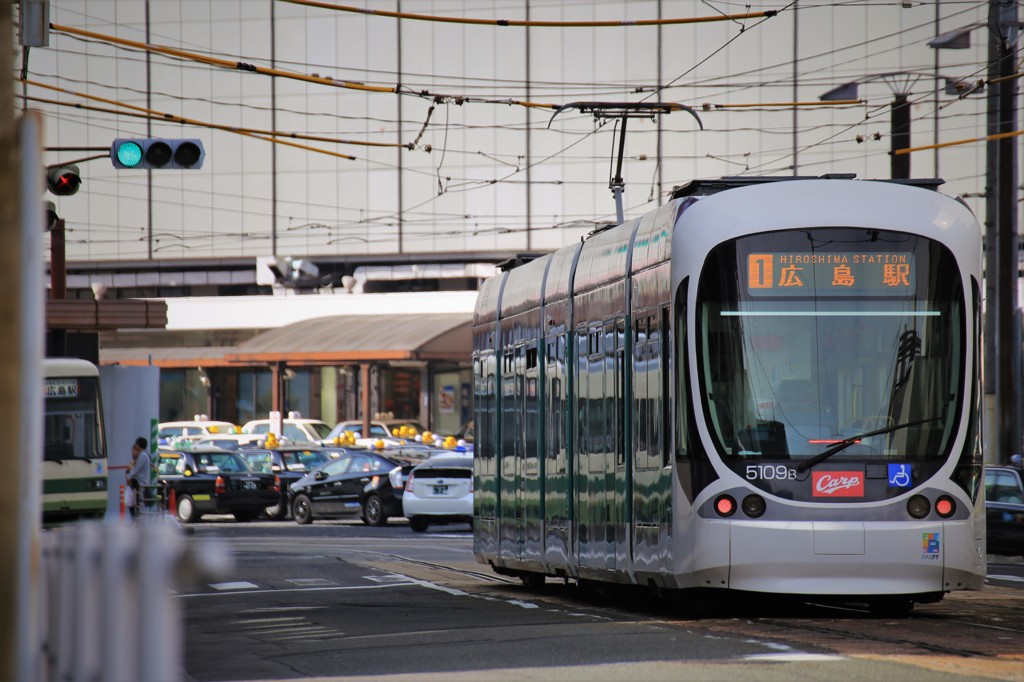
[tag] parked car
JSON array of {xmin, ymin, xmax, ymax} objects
[
  {"xmin": 237, "ymin": 445, "xmax": 340, "ymax": 519},
  {"xmin": 402, "ymin": 453, "xmax": 474, "ymax": 532},
  {"xmin": 241, "ymin": 418, "xmax": 333, "ymax": 444},
  {"xmin": 158, "ymin": 420, "xmax": 240, "ymax": 445},
  {"xmin": 155, "ymin": 446, "xmax": 279, "ymax": 523},
  {"xmin": 985, "ymin": 465, "xmax": 1024, "ymax": 556},
  {"xmin": 194, "ymin": 433, "xmax": 263, "ymax": 450},
  {"xmin": 328, "ymin": 419, "xmax": 427, "ymax": 441},
  {"xmin": 289, "ymin": 447, "xmax": 431, "ymax": 526}
]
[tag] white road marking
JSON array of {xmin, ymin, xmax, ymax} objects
[
  {"xmin": 209, "ymin": 581, "xmax": 259, "ymax": 591},
  {"xmin": 987, "ymin": 574, "xmax": 1024, "ymax": 583},
  {"xmin": 177, "ymin": 582, "xmax": 413, "ymax": 598},
  {"xmin": 743, "ymin": 653, "xmax": 846, "ymax": 662}
]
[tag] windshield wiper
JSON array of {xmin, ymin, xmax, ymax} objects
[{"xmin": 795, "ymin": 417, "xmax": 942, "ymax": 472}]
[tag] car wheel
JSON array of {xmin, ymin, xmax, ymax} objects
[
  {"xmin": 176, "ymin": 494, "xmax": 198, "ymax": 523},
  {"xmin": 291, "ymin": 494, "xmax": 314, "ymax": 525},
  {"xmin": 263, "ymin": 502, "xmax": 286, "ymax": 520},
  {"xmin": 409, "ymin": 516, "xmax": 429, "ymax": 533},
  {"xmin": 362, "ymin": 494, "xmax": 387, "ymax": 526}
]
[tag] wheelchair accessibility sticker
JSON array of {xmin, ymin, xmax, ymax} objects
[{"xmin": 888, "ymin": 463, "xmax": 912, "ymax": 488}]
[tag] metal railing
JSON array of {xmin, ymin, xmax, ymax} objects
[{"xmin": 38, "ymin": 516, "xmax": 230, "ymax": 682}]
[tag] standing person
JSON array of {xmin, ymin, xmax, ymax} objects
[{"xmin": 127, "ymin": 436, "xmax": 151, "ymax": 519}]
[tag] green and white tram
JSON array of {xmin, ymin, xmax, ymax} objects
[
  {"xmin": 473, "ymin": 176, "xmax": 986, "ymax": 613},
  {"xmin": 43, "ymin": 357, "xmax": 108, "ymax": 523}
]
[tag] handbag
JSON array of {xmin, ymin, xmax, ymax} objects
[{"xmin": 124, "ymin": 484, "xmax": 135, "ymax": 508}]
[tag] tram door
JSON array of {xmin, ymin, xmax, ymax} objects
[
  {"xmin": 543, "ymin": 331, "xmax": 571, "ymax": 565},
  {"xmin": 576, "ymin": 321, "xmax": 618, "ymax": 571},
  {"xmin": 499, "ymin": 344, "xmax": 526, "ymax": 561}
]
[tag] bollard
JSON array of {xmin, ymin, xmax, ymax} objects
[
  {"xmin": 119, "ymin": 484, "xmax": 125, "ymax": 518},
  {"xmin": 168, "ymin": 487, "xmax": 177, "ymax": 519}
]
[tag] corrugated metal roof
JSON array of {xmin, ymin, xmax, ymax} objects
[{"xmin": 226, "ymin": 313, "xmax": 473, "ymax": 364}]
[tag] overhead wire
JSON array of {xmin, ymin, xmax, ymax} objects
[
  {"xmin": 276, "ymin": 1, "xmax": 778, "ymax": 27},
  {"xmin": 39, "ymin": 2, "xmax": 995, "ymax": 253}
]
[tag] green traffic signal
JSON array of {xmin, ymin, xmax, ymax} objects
[
  {"xmin": 114, "ymin": 140, "xmax": 144, "ymax": 168},
  {"xmin": 110, "ymin": 138, "xmax": 205, "ymax": 169}
]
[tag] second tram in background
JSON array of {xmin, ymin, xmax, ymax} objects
[
  {"xmin": 44, "ymin": 357, "xmax": 109, "ymax": 524},
  {"xmin": 472, "ymin": 175, "xmax": 986, "ymax": 614}
]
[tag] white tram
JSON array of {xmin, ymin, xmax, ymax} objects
[
  {"xmin": 472, "ymin": 176, "xmax": 986, "ymax": 612},
  {"xmin": 43, "ymin": 357, "xmax": 109, "ymax": 523}
]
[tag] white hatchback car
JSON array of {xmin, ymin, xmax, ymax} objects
[{"xmin": 402, "ymin": 454, "xmax": 474, "ymax": 532}]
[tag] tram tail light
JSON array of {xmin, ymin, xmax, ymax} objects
[
  {"xmin": 742, "ymin": 494, "xmax": 766, "ymax": 518},
  {"xmin": 714, "ymin": 494, "xmax": 737, "ymax": 517},
  {"xmin": 907, "ymin": 494, "xmax": 930, "ymax": 519},
  {"xmin": 935, "ymin": 495, "xmax": 956, "ymax": 518}
]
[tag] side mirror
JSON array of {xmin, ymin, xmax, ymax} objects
[{"xmin": 314, "ymin": 470, "xmax": 328, "ymax": 481}]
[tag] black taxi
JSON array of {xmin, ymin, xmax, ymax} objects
[
  {"xmin": 156, "ymin": 445, "xmax": 279, "ymax": 523},
  {"xmin": 237, "ymin": 445, "xmax": 339, "ymax": 519}
]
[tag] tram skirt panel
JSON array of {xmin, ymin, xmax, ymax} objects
[{"xmin": 729, "ymin": 520, "xmax": 947, "ymax": 595}]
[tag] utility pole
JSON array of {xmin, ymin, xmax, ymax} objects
[
  {"xmin": 890, "ymin": 93, "xmax": 911, "ymax": 179},
  {"xmin": 992, "ymin": 0, "xmax": 1021, "ymax": 462}
]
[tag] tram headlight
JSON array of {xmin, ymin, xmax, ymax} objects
[
  {"xmin": 907, "ymin": 494, "xmax": 931, "ymax": 519},
  {"xmin": 741, "ymin": 494, "xmax": 766, "ymax": 518},
  {"xmin": 935, "ymin": 495, "xmax": 956, "ymax": 518},
  {"xmin": 714, "ymin": 494, "xmax": 737, "ymax": 517}
]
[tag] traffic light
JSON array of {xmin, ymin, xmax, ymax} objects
[
  {"xmin": 110, "ymin": 138, "xmax": 205, "ymax": 169},
  {"xmin": 46, "ymin": 164, "xmax": 81, "ymax": 196}
]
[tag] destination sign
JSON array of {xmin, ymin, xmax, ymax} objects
[
  {"xmin": 745, "ymin": 252, "xmax": 916, "ymax": 296},
  {"xmin": 45, "ymin": 378, "xmax": 79, "ymax": 398}
]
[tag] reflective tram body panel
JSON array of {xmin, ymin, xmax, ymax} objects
[
  {"xmin": 540, "ymin": 243, "xmax": 583, "ymax": 572},
  {"xmin": 497, "ymin": 256, "xmax": 550, "ymax": 570},
  {"xmin": 473, "ymin": 270, "xmax": 505, "ymax": 559},
  {"xmin": 473, "ymin": 177, "xmax": 986, "ymax": 603}
]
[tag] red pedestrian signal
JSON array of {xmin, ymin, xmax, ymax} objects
[{"xmin": 46, "ymin": 164, "xmax": 81, "ymax": 196}]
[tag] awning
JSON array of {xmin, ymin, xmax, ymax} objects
[
  {"xmin": 100, "ymin": 313, "xmax": 473, "ymax": 368},
  {"xmin": 226, "ymin": 313, "xmax": 472, "ymax": 364}
]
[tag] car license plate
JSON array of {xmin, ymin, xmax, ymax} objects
[
  {"xmin": 433, "ymin": 484, "xmax": 448, "ymax": 495},
  {"xmin": 242, "ymin": 480, "xmax": 257, "ymax": 490}
]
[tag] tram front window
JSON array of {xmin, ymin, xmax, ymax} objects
[{"xmin": 695, "ymin": 228, "xmax": 964, "ymax": 487}]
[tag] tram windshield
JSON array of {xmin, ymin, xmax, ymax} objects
[
  {"xmin": 44, "ymin": 375, "xmax": 106, "ymax": 461},
  {"xmin": 696, "ymin": 228, "xmax": 964, "ymax": 474}
]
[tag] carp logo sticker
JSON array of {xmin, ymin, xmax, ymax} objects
[
  {"xmin": 922, "ymin": 532, "xmax": 940, "ymax": 561},
  {"xmin": 811, "ymin": 470, "xmax": 864, "ymax": 497}
]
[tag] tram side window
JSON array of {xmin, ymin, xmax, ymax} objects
[
  {"xmin": 674, "ymin": 281, "xmax": 691, "ymax": 462},
  {"xmin": 614, "ymin": 319, "xmax": 625, "ymax": 466},
  {"xmin": 648, "ymin": 310, "xmax": 663, "ymax": 469},
  {"xmin": 634, "ymin": 315, "xmax": 649, "ymax": 464}
]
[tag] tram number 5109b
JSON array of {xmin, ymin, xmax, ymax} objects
[{"xmin": 746, "ymin": 464, "xmax": 797, "ymax": 481}]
